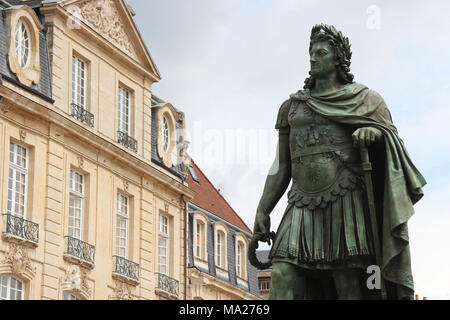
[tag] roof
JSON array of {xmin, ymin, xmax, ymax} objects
[
  {"xmin": 186, "ymin": 159, "xmax": 252, "ymax": 234},
  {"xmin": 255, "ymin": 250, "xmax": 272, "ymax": 271}
]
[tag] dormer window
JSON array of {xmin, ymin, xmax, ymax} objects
[
  {"xmin": 15, "ymin": 19, "xmax": 30, "ymax": 68},
  {"xmin": 5, "ymin": 6, "xmax": 43, "ymax": 86}
]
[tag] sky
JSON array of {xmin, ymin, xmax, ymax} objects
[{"xmin": 128, "ymin": 0, "xmax": 450, "ymax": 299}]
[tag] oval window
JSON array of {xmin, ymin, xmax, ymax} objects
[
  {"xmin": 162, "ymin": 116, "xmax": 170, "ymax": 152},
  {"xmin": 15, "ymin": 19, "xmax": 30, "ymax": 68}
]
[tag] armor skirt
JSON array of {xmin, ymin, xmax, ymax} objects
[{"xmin": 269, "ymin": 187, "xmax": 375, "ymax": 270}]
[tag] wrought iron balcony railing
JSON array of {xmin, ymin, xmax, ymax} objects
[
  {"xmin": 2, "ymin": 213, "xmax": 39, "ymax": 246},
  {"xmin": 156, "ymin": 272, "xmax": 179, "ymax": 297},
  {"xmin": 64, "ymin": 236, "xmax": 95, "ymax": 267},
  {"xmin": 117, "ymin": 131, "xmax": 138, "ymax": 153},
  {"xmin": 112, "ymin": 255, "xmax": 139, "ymax": 283},
  {"xmin": 71, "ymin": 103, "xmax": 94, "ymax": 127}
]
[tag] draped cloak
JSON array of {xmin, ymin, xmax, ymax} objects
[{"xmin": 279, "ymin": 82, "xmax": 427, "ymax": 299}]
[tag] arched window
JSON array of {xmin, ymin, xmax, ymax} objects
[
  {"xmin": 237, "ymin": 241, "xmax": 243, "ymax": 277},
  {"xmin": 216, "ymin": 230, "xmax": 226, "ymax": 268},
  {"xmin": 0, "ymin": 275, "xmax": 24, "ymax": 300},
  {"xmin": 195, "ymin": 221, "xmax": 204, "ymax": 259},
  {"xmin": 235, "ymin": 234, "xmax": 248, "ymax": 280},
  {"xmin": 15, "ymin": 19, "xmax": 30, "ymax": 68}
]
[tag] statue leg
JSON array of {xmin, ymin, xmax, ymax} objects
[
  {"xmin": 332, "ymin": 269, "xmax": 364, "ymax": 300},
  {"xmin": 269, "ymin": 262, "xmax": 306, "ymax": 299}
]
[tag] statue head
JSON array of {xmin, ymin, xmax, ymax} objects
[{"xmin": 304, "ymin": 24, "xmax": 354, "ymax": 89}]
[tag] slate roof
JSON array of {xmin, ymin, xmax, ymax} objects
[
  {"xmin": 0, "ymin": 1, "xmax": 53, "ymax": 101},
  {"xmin": 255, "ymin": 250, "xmax": 272, "ymax": 272},
  {"xmin": 186, "ymin": 160, "xmax": 252, "ymax": 234}
]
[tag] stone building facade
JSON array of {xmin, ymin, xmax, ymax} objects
[{"xmin": 0, "ymin": 0, "xmax": 194, "ymax": 300}]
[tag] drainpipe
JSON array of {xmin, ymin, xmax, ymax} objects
[{"xmin": 181, "ymin": 193, "xmax": 188, "ymax": 300}]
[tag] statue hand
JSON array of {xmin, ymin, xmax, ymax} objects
[
  {"xmin": 253, "ymin": 211, "xmax": 272, "ymax": 245},
  {"xmin": 352, "ymin": 127, "xmax": 382, "ymax": 147}
]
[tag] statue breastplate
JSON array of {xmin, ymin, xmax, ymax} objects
[{"xmin": 287, "ymin": 100, "xmax": 364, "ymax": 210}]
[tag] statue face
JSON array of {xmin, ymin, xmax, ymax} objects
[{"xmin": 309, "ymin": 41, "xmax": 337, "ymax": 78}]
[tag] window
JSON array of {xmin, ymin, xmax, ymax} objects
[
  {"xmin": 216, "ymin": 231, "xmax": 224, "ymax": 268},
  {"xmin": 259, "ymin": 279, "xmax": 271, "ymax": 291},
  {"xmin": 15, "ymin": 19, "xmax": 30, "ymax": 68},
  {"xmin": 69, "ymin": 170, "xmax": 84, "ymax": 239},
  {"xmin": 118, "ymin": 86, "xmax": 131, "ymax": 135},
  {"xmin": 0, "ymin": 275, "xmax": 24, "ymax": 300},
  {"xmin": 195, "ymin": 221, "xmax": 203, "ymax": 259},
  {"xmin": 63, "ymin": 292, "xmax": 80, "ymax": 300},
  {"xmin": 7, "ymin": 142, "xmax": 28, "ymax": 218},
  {"xmin": 237, "ymin": 242, "xmax": 243, "ymax": 277},
  {"xmin": 116, "ymin": 193, "xmax": 129, "ymax": 258},
  {"xmin": 72, "ymin": 56, "xmax": 86, "ymax": 108},
  {"xmin": 158, "ymin": 214, "xmax": 169, "ymax": 275},
  {"xmin": 161, "ymin": 116, "xmax": 170, "ymax": 152}
]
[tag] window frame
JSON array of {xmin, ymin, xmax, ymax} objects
[
  {"xmin": 0, "ymin": 275, "xmax": 24, "ymax": 300},
  {"xmin": 68, "ymin": 170, "xmax": 84, "ymax": 240},
  {"xmin": 71, "ymin": 55, "xmax": 87, "ymax": 109},
  {"xmin": 118, "ymin": 86, "xmax": 131, "ymax": 135},
  {"xmin": 7, "ymin": 142, "xmax": 29, "ymax": 219},
  {"xmin": 235, "ymin": 233, "xmax": 248, "ymax": 280},
  {"xmin": 115, "ymin": 193, "xmax": 129, "ymax": 259},
  {"xmin": 158, "ymin": 214, "xmax": 170, "ymax": 275},
  {"xmin": 15, "ymin": 19, "xmax": 30, "ymax": 69},
  {"xmin": 195, "ymin": 221, "xmax": 203, "ymax": 260},
  {"xmin": 161, "ymin": 115, "xmax": 170, "ymax": 152}
]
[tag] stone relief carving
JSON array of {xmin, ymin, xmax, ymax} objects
[
  {"xmin": 76, "ymin": 0, "xmax": 135, "ymax": 57},
  {"xmin": 1, "ymin": 243, "xmax": 35, "ymax": 277},
  {"xmin": 20, "ymin": 130, "xmax": 27, "ymax": 141},
  {"xmin": 77, "ymin": 156, "xmax": 84, "ymax": 169},
  {"xmin": 61, "ymin": 265, "xmax": 92, "ymax": 298},
  {"xmin": 109, "ymin": 280, "xmax": 133, "ymax": 300}
]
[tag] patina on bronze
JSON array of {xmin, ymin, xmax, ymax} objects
[{"xmin": 249, "ymin": 24, "xmax": 426, "ymax": 300}]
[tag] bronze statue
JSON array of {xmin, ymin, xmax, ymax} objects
[{"xmin": 249, "ymin": 24, "xmax": 426, "ymax": 300}]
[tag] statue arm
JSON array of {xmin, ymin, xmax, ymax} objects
[
  {"xmin": 253, "ymin": 131, "xmax": 291, "ymax": 236},
  {"xmin": 256, "ymin": 132, "xmax": 291, "ymax": 215}
]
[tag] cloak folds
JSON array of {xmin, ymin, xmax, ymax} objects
[{"xmin": 289, "ymin": 83, "xmax": 427, "ymax": 299}]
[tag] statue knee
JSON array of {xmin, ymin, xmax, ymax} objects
[{"xmin": 271, "ymin": 262, "xmax": 297, "ymax": 284}]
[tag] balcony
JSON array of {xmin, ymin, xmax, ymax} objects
[
  {"xmin": 112, "ymin": 255, "xmax": 139, "ymax": 286},
  {"xmin": 155, "ymin": 272, "xmax": 179, "ymax": 298},
  {"xmin": 71, "ymin": 103, "xmax": 94, "ymax": 127},
  {"xmin": 117, "ymin": 131, "xmax": 138, "ymax": 153},
  {"xmin": 2, "ymin": 214, "xmax": 39, "ymax": 248},
  {"xmin": 63, "ymin": 236, "xmax": 95, "ymax": 269}
]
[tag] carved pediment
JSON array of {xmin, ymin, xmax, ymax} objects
[
  {"xmin": 73, "ymin": 0, "xmax": 136, "ymax": 58},
  {"xmin": 61, "ymin": 0, "xmax": 161, "ymax": 80}
]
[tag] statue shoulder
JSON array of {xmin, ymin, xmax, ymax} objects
[{"xmin": 275, "ymin": 99, "xmax": 292, "ymax": 131}]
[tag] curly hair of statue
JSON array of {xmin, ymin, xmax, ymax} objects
[{"xmin": 304, "ymin": 24, "xmax": 354, "ymax": 89}]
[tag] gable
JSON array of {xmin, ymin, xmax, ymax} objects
[{"xmin": 60, "ymin": 0, "xmax": 161, "ymax": 80}]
